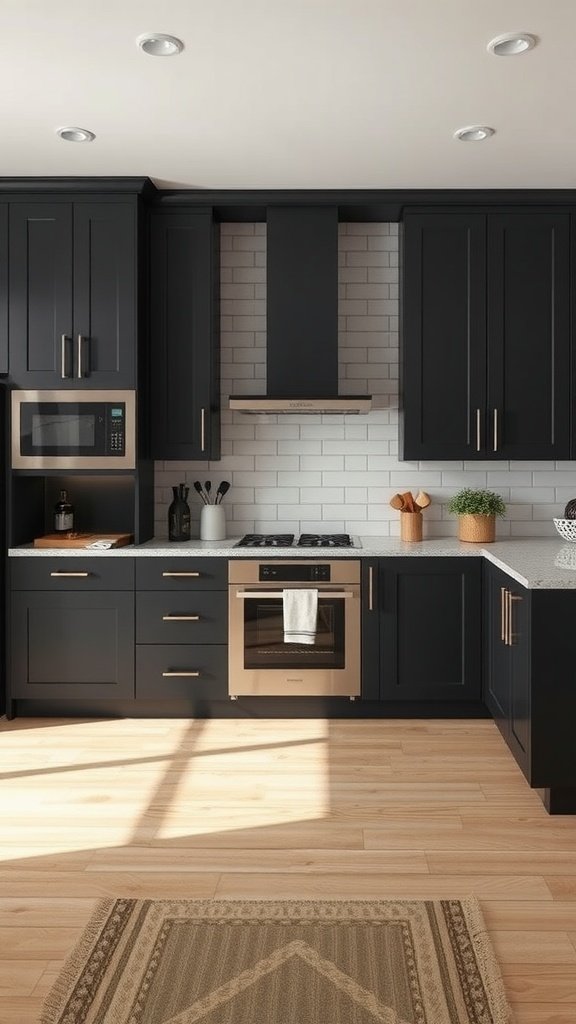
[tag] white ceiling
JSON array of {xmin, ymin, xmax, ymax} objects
[{"xmin": 1, "ymin": 0, "xmax": 575, "ymax": 190}]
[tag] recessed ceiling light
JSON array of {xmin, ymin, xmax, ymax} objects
[
  {"xmin": 56, "ymin": 127, "xmax": 96, "ymax": 143},
  {"xmin": 487, "ymin": 32, "xmax": 537, "ymax": 56},
  {"xmin": 137, "ymin": 33, "xmax": 184, "ymax": 56},
  {"xmin": 453, "ymin": 125, "xmax": 495, "ymax": 142}
]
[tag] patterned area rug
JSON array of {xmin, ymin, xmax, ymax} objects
[{"xmin": 40, "ymin": 898, "xmax": 512, "ymax": 1024}]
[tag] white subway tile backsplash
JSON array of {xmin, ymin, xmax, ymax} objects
[{"xmin": 153, "ymin": 222, "xmax": 571, "ymax": 538}]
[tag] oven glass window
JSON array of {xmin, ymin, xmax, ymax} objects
[
  {"xmin": 31, "ymin": 414, "xmax": 96, "ymax": 448},
  {"xmin": 243, "ymin": 597, "xmax": 345, "ymax": 669}
]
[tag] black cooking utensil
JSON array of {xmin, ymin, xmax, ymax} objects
[
  {"xmin": 205, "ymin": 481, "xmax": 212, "ymax": 503},
  {"xmin": 193, "ymin": 480, "xmax": 209, "ymax": 505},
  {"xmin": 216, "ymin": 481, "xmax": 230, "ymax": 504}
]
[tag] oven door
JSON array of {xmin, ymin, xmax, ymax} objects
[{"xmin": 228, "ymin": 583, "xmax": 361, "ymax": 697}]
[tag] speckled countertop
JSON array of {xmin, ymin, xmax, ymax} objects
[{"xmin": 9, "ymin": 536, "xmax": 576, "ymax": 589}]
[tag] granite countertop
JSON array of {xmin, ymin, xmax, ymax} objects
[{"xmin": 8, "ymin": 536, "xmax": 576, "ymax": 589}]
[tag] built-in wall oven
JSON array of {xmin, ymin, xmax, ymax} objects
[{"xmin": 228, "ymin": 560, "xmax": 361, "ymax": 698}]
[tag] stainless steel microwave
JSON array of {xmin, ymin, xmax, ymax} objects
[{"xmin": 11, "ymin": 390, "xmax": 136, "ymax": 469}]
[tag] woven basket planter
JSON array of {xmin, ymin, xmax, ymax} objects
[{"xmin": 457, "ymin": 514, "xmax": 496, "ymax": 543}]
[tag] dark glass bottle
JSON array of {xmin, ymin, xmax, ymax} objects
[
  {"xmin": 168, "ymin": 484, "xmax": 191, "ymax": 541},
  {"xmin": 54, "ymin": 489, "xmax": 74, "ymax": 533}
]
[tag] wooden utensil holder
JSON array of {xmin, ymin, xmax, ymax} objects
[{"xmin": 400, "ymin": 511, "xmax": 423, "ymax": 542}]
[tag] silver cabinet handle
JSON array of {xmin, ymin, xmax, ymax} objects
[
  {"xmin": 162, "ymin": 571, "xmax": 201, "ymax": 577},
  {"xmin": 162, "ymin": 614, "xmax": 200, "ymax": 621},
  {"xmin": 60, "ymin": 334, "xmax": 71, "ymax": 379},
  {"xmin": 200, "ymin": 407, "xmax": 206, "ymax": 452},
  {"xmin": 162, "ymin": 671, "xmax": 200, "ymax": 678},
  {"xmin": 493, "ymin": 408, "xmax": 499, "ymax": 452},
  {"xmin": 368, "ymin": 565, "xmax": 374, "ymax": 612},
  {"xmin": 508, "ymin": 593, "xmax": 522, "ymax": 646},
  {"xmin": 77, "ymin": 335, "xmax": 83, "ymax": 378},
  {"xmin": 476, "ymin": 409, "xmax": 481, "ymax": 452},
  {"xmin": 500, "ymin": 587, "xmax": 507, "ymax": 642},
  {"xmin": 235, "ymin": 590, "xmax": 353, "ymax": 599},
  {"xmin": 50, "ymin": 571, "xmax": 90, "ymax": 578}
]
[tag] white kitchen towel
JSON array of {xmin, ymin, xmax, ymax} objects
[{"xmin": 283, "ymin": 588, "xmax": 318, "ymax": 645}]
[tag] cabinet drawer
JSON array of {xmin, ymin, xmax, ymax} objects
[
  {"xmin": 136, "ymin": 591, "xmax": 227, "ymax": 644},
  {"xmin": 11, "ymin": 558, "xmax": 134, "ymax": 591},
  {"xmin": 136, "ymin": 645, "xmax": 228, "ymax": 699},
  {"xmin": 136, "ymin": 558, "xmax": 227, "ymax": 590}
]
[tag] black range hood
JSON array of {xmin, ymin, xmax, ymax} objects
[{"xmin": 229, "ymin": 206, "xmax": 372, "ymax": 414}]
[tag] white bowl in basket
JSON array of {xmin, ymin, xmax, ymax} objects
[{"xmin": 553, "ymin": 518, "xmax": 576, "ymax": 542}]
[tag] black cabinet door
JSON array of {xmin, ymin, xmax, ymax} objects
[
  {"xmin": 487, "ymin": 212, "xmax": 570, "ymax": 459},
  {"xmin": 380, "ymin": 558, "xmax": 481, "ymax": 701},
  {"xmin": 0, "ymin": 204, "xmax": 7, "ymax": 375},
  {"xmin": 150, "ymin": 212, "xmax": 220, "ymax": 460},
  {"xmin": 508, "ymin": 582, "xmax": 531, "ymax": 775},
  {"xmin": 9, "ymin": 203, "xmax": 74, "ymax": 386},
  {"xmin": 401, "ymin": 213, "xmax": 487, "ymax": 460},
  {"xmin": 73, "ymin": 203, "xmax": 136, "ymax": 387},
  {"xmin": 361, "ymin": 560, "xmax": 380, "ymax": 699},
  {"xmin": 483, "ymin": 563, "xmax": 511, "ymax": 732},
  {"xmin": 11, "ymin": 591, "xmax": 134, "ymax": 699}
]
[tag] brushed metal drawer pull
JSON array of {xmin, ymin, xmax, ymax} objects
[
  {"xmin": 493, "ymin": 408, "xmax": 499, "ymax": 452},
  {"xmin": 201, "ymin": 407, "xmax": 206, "ymax": 452},
  {"xmin": 162, "ymin": 571, "xmax": 201, "ymax": 578},
  {"xmin": 500, "ymin": 587, "xmax": 507, "ymax": 642},
  {"xmin": 162, "ymin": 614, "xmax": 200, "ymax": 621},
  {"xmin": 162, "ymin": 671, "xmax": 200, "ymax": 678},
  {"xmin": 368, "ymin": 565, "xmax": 374, "ymax": 612},
  {"xmin": 475, "ymin": 408, "xmax": 481, "ymax": 452},
  {"xmin": 50, "ymin": 571, "xmax": 90, "ymax": 578}
]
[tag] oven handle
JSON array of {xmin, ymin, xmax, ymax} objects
[{"xmin": 234, "ymin": 590, "xmax": 354, "ymax": 599}]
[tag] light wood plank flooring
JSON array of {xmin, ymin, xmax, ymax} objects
[{"xmin": 0, "ymin": 716, "xmax": 575, "ymax": 1023}]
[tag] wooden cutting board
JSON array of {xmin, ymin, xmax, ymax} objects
[{"xmin": 33, "ymin": 533, "xmax": 133, "ymax": 549}]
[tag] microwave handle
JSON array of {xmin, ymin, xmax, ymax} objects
[{"xmin": 61, "ymin": 335, "xmax": 72, "ymax": 379}]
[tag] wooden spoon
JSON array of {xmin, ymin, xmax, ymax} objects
[
  {"xmin": 401, "ymin": 491, "xmax": 416, "ymax": 513},
  {"xmin": 414, "ymin": 491, "xmax": 431, "ymax": 510},
  {"xmin": 390, "ymin": 493, "xmax": 405, "ymax": 510}
]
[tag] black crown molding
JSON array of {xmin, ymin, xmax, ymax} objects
[
  {"xmin": 0, "ymin": 180, "xmax": 576, "ymax": 220},
  {"xmin": 151, "ymin": 186, "xmax": 576, "ymax": 222},
  {"xmin": 0, "ymin": 176, "xmax": 156, "ymax": 196}
]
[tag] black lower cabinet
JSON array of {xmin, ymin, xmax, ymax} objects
[
  {"xmin": 135, "ymin": 561, "xmax": 228, "ymax": 701},
  {"xmin": 11, "ymin": 591, "xmax": 134, "ymax": 699},
  {"xmin": 362, "ymin": 558, "xmax": 482, "ymax": 702},
  {"xmin": 483, "ymin": 562, "xmax": 576, "ymax": 812},
  {"xmin": 483, "ymin": 562, "xmax": 530, "ymax": 776}
]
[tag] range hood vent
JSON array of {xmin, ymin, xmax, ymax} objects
[{"xmin": 229, "ymin": 206, "xmax": 371, "ymax": 415}]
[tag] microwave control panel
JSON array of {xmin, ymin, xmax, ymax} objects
[{"xmin": 106, "ymin": 405, "xmax": 126, "ymax": 454}]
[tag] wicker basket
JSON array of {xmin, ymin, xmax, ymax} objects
[
  {"xmin": 400, "ymin": 511, "xmax": 423, "ymax": 542},
  {"xmin": 553, "ymin": 518, "xmax": 576, "ymax": 543},
  {"xmin": 457, "ymin": 514, "xmax": 496, "ymax": 543}
]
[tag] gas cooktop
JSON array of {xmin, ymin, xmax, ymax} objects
[{"xmin": 236, "ymin": 533, "xmax": 360, "ymax": 548}]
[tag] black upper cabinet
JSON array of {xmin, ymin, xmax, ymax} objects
[
  {"xmin": 401, "ymin": 210, "xmax": 571, "ymax": 460},
  {"xmin": 150, "ymin": 211, "xmax": 220, "ymax": 461},
  {"xmin": 8, "ymin": 200, "xmax": 137, "ymax": 388}
]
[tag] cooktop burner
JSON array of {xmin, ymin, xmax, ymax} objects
[
  {"xmin": 298, "ymin": 534, "xmax": 353, "ymax": 547},
  {"xmin": 237, "ymin": 534, "xmax": 295, "ymax": 548},
  {"xmin": 236, "ymin": 533, "xmax": 357, "ymax": 548}
]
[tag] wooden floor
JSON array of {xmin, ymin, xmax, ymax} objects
[{"xmin": 1, "ymin": 717, "xmax": 575, "ymax": 1023}]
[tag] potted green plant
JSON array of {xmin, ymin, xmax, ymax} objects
[{"xmin": 448, "ymin": 488, "xmax": 506, "ymax": 543}]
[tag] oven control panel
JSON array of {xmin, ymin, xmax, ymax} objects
[{"xmin": 259, "ymin": 564, "xmax": 331, "ymax": 582}]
